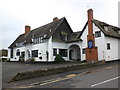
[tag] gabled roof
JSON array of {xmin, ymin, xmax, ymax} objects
[
  {"xmin": 8, "ymin": 17, "xmax": 71, "ymax": 48},
  {"xmin": 8, "ymin": 34, "xmax": 25, "ymax": 48},
  {"xmin": 67, "ymin": 31, "xmax": 82, "ymax": 43},
  {"xmin": 93, "ymin": 19, "xmax": 120, "ymax": 39},
  {"xmin": 79, "ymin": 19, "xmax": 120, "ymax": 39}
]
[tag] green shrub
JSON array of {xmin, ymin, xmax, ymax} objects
[
  {"xmin": 0, "ymin": 58, "xmax": 7, "ymax": 62},
  {"xmin": 54, "ymin": 54, "xmax": 65, "ymax": 63},
  {"xmin": 25, "ymin": 57, "xmax": 35, "ymax": 64}
]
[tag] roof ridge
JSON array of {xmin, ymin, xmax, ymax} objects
[
  {"xmin": 93, "ymin": 19, "xmax": 120, "ymax": 38},
  {"xmin": 50, "ymin": 17, "xmax": 65, "ymax": 35},
  {"xmin": 30, "ymin": 17, "xmax": 65, "ymax": 32},
  {"xmin": 93, "ymin": 19, "xmax": 120, "ymax": 29}
]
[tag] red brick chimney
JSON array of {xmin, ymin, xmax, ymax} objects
[
  {"xmin": 88, "ymin": 9, "xmax": 93, "ymax": 35},
  {"xmin": 53, "ymin": 17, "xmax": 58, "ymax": 21},
  {"xmin": 86, "ymin": 9, "xmax": 98, "ymax": 62},
  {"xmin": 25, "ymin": 25, "xmax": 31, "ymax": 35}
]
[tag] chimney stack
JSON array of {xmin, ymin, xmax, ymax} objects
[
  {"xmin": 25, "ymin": 25, "xmax": 31, "ymax": 35},
  {"xmin": 53, "ymin": 17, "xmax": 58, "ymax": 22},
  {"xmin": 87, "ymin": 9, "xmax": 93, "ymax": 35},
  {"xmin": 86, "ymin": 9, "xmax": 98, "ymax": 62}
]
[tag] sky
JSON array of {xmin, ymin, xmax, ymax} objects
[{"xmin": 0, "ymin": 0, "xmax": 120, "ymax": 49}]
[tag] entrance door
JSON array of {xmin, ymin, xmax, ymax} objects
[
  {"xmin": 26, "ymin": 50, "xmax": 30, "ymax": 60},
  {"xmin": 69, "ymin": 50, "xmax": 73, "ymax": 60},
  {"xmin": 69, "ymin": 45, "xmax": 81, "ymax": 61},
  {"xmin": 21, "ymin": 52, "xmax": 25, "ymax": 61}
]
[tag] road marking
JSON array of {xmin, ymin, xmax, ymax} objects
[
  {"xmin": 91, "ymin": 76, "xmax": 120, "ymax": 87},
  {"xmin": 9, "ymin": 65, "xmax": 118, "ymax": 88},
  {"xmin": 40, "ymin": 77, "xmax": 69, "ymax": 86},
  {"xmin": 40, "ymin": 74, "xmax": 77, "ymax": 86},
  {"xmin": 66, "ymin": 74, "xmax": 77, "ymax": 78}
]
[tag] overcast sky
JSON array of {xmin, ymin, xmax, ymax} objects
[{"xmin": 0, "ymin": 0, "xmax": 120, "ymax": 49}]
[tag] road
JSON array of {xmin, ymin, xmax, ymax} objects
[
  {"xmin": 2, "ymin": 61, "xmax": 84, "ymax": 88},
  {"xmin": 3, "ymin": 61, "xmax": 119, "ymax": 89},
  {"xmin": 0, "ymin": 63, "xmax": 2, "ymax": 90}
]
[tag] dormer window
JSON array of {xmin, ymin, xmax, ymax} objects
[
  {"xmin": 104, "ymin": 26, "xmax": 109, "ymax": 32},
  {"xmin": 60, "ymin": 31, "xmax": 68, "ymax": 41},
  {"xmin": 44, "ymin": 34, "xmax": 46, "ymax": 38},
  {"xmin": 33, "ymin": 36, "xmax": 45, "ymax": 44},
  {"xmin": 16, "ymin": 42, "xmax": 24, "ymax": 47}
]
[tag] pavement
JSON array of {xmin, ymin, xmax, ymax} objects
[{"xmin": 2, "ymin": 61, "xmax": 119, "ymax": 89}]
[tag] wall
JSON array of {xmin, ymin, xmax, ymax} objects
[
  {"xmin": 9, "ymin": 40, "xmax": 48, "ymax": 62},
  {"xmin": 118, "ymin": 39, "xmax": 120, "ymax": 59},
  {"xmin": 67, "ymin": 42, "xmax": 82, "ymax": 61},
  {"xmin": 105, "ymin": 37, "xmax": 119, "ymax": 61},
  {"xmin": 80, "ymin": 25, "xmax": 88, "ymax": 61},
  {"xmin": 81, "ymin": 23, "xmax": 106, "ymax": 61},
  {"xmin": 47, "ymin": 37, "xmax": 53, "ymax": 61},
  {"xmin": 52, "ymin": 41, "xmax": 68, "ymax": 60},
  {"xmin": 93, "ymin": 23, "xmax": 105, "ymax": 61},
  {"xmin": 32, "ymin": 42, "xmax": 48, "ymax": 62}
]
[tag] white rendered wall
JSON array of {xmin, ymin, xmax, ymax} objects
[
  {"xmin": 10, "ymin": 47, "xmax": 26, "ymax": 61},
  {"xmin": 8, "ymin": 49, "xmax": 11, "ymax": 59},
  {"xmin": 118, "ymin": 39, "xmax": 120, "ymax": 59},
  {"xmin": 47, "ymin": 37, "xmax": 53, "ymax": 61},
  {"xmin": 31, "ymin": 42, "xmax": 48, "ymax": 62},
  {"xmin": 81, "ymin": 23, "xmax": 106, "ymax": 61},
  {"xmin": 80, "ymin": 25, "xmax": 88, "ymax": 61},
  {"xmin": 52, "ymin": 42, "xmax": 68, "ymax": 60},
  {"xmin": 93, "ymin": 23, "xmax": 106, "ymax": 61},
  {"xmin": 105, "ymin": 37, "xmax": 119, "ymax": 61},
  {"xmin": 9, "ymin": 40, "xmax": 48, "ymax": 62}
]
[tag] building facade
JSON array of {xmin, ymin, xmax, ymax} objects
[{"xmin": 8, "ymin": 9, "xmax": 120, "ymax": 62}]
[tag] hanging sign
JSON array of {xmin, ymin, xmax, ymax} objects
[{"xmin": 88, "ymin": 40, "xmax": 93, "ymax": 49}]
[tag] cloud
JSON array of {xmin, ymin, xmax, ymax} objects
[{"xmin": 0, "ymin": 0, "xmax": 119, "ymax": 49}]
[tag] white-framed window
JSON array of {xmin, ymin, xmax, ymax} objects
[
  {"xmin": 16, "ymin": 49, "xmax": 20, "ymax": 56},
  {"xmin": 82, "ymin": 48, "xmax": 86, "ymax": 54},
  {"xmin": 95, "ymin": 31, "xmax": 101, "ymax": 37},
  {"xmin": 59, "ymin": 49, "xmax": 67, "ymax": 57},
  {"xmin": 53, "ymin": 48, "xmax": 57, "ymax": 56},
  {"xmin": 32, "ymin": 50, "xmax": 38, "ymax": 57},
  {"xmin": 107, "ymin": 43, "xmax": 111, "ymax": 50},
  {"xmin": 33, "ymin": 36, "xmax": 45, "ymax": 44}
]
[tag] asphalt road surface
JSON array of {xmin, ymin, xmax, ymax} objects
[
  {"xmin": 2, "ymin": 61, "xmax": 84, "ymax": 88},
  {"xmin": 3, "ymin": 61, "xmax": 119, "ymax": 89}
]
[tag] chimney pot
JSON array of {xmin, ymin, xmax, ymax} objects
[
  {"xmin": 25, "ymin": 25, "xmax": 31, "ymax": 35},
  {"xmin": 53, "ymin": 17, "xmax": 58, "ymax": 21}
]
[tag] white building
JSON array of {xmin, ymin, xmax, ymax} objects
[{"xmin": 8, "ymin": 9, "xmax": 120, "ymax": 62}]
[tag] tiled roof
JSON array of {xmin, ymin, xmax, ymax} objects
[
  {"xmin": 67, "ymin": 31, "xmax": 82, "ymax": 42},
  {"xmin": 9, "ymin": 17, "xmax": 65, "ymax": 48},
  {"xmin": 8, "ymin": 34, "xmax": 25, "ymax": 48},
  {"xmin": 93, "ymin": 19, "xmax": 120, "ymax": 38}
]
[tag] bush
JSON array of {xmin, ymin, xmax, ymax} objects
[
  {"xmin": 0, "ymin": 58, "xmax": 7, "ymax": 62},
  {"xmin": 25, "ymin": 58, "xmax": 35, "ymax": 64},
  {"xmin": 54, "ymin": 54, "xmax": 65, "ymax": 63}
]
